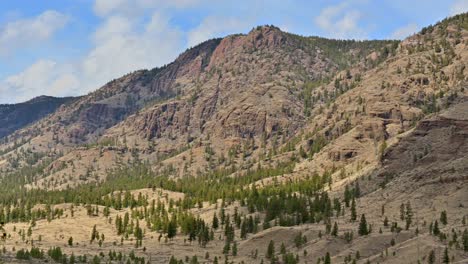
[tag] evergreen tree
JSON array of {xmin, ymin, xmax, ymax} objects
[
  {"xmin": 400, "ymin": 203, "xmax": 405, "ymax": 221},
  {"xmin": 384, "ymin": 216, "xmax": 389, "ymax": 227},
  {"xmin": 463, "ymin": 229, "xmax": 468, "ymax": 252},
  {"xmin": 440, "ymin": 211, "xmax": 448, "ymax": 225},
  {"xmin": 405, "ymin": 202, "xmax": 413, "ymax": 230},
  {"xmin": 353, "ymin": 181, "xmax": 361, "ymax": 198},
  {"xmin": 427, "ymin": 250, "xmax": 435, "ymax": 264},
  {"xmin": 344, "ymin": 185, "xmax": 351, "ymax": 207},
  {"xmin": 169, "ymin": 256, "xmax": 178, "ymax": 264},
  {"xmin": 358, "ymin": 214, "xmax": 369, "ymax": 236},
  {"xmin": 232, "ymin": 242, "xmax": 238, "ymax": 256},
  {"xmin": 267, "ymin": 240, "xmax": 275, "ymax": 259},
  {"xmin": 240, "ymin": 220, "xmax": 247, "ymax": 239},
  {"xmin": 324, "ymin": 252, "xmax": 331, "ymax": 264},
  {"xmin": 91, "ymin": 225, "xmax": 98, "ymax": 243},
  {"xmin": 167, "ymin": 220, "xmax": 177, "ymax": 239},
  {"xmin": 331, "ymin": 222, "xmax": 338, "ymax": 237},
  {"xmin": 280, "ymin": 243, "xmax": 286, "ymax": 254},
  {"xmin": 350, "ymin": 198, "xmax": 357, "ymax": 221},
  {"xmin": 443, "ymin": 247, "xmax": 449, "ymax": 264},
  {"xmin": 223, "ymin": 241, "xmax": 230, "ymax": 255},
  {"xmin": 212, "ymin": 213, "xmax": 219, "ymax": 229},
  {"xmin": 103, "ymin": 206, "xmax": 110, "ymax": 217},
  {"xmin": 433, "ymin": 221, "xmax": 440, "ymax": 236}
]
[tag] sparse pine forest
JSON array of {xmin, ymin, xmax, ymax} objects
[{"xmin": 0, "ymin": 11, "xmax": 466, "ymax": 264}]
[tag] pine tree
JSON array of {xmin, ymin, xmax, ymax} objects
[
  {"xmin": 232, "ymin": 242, "xmax": 238, "ymax": 256},
  {"xmin": 331, "ymin": 222, "xmax": 338, "ymax": 237},
  {"xmin": 167, "ymin": 220, "xmax": 177, "ymax": 239},
  {"xmin": 400, "ymin": 203, "xmax": 405, "ymax": 221},
  {"xmin": 433, "ymin": 220, "xmax": 440, "ymax": 236},
  {"xmin": 91, "ymin": 225, "xmax": 98, "ymax": 243},
  {"xmin": 169, "ymin": 256, "xmax": 178, "ymax": 264},
  {"xmin": 223, "ymin": 241, "xmax": 230, "ymax": 255},
  {"xmin": 344, "ymin": 185, "xmax": 351, "ymax": 207},
  {"xmin": 103, "ymin": 206, "xmax": 110, "ymax": 217},
  {"xmin": 267, "ymin": 240, "xmax": 275, "ymax": 259},
  {"xmin": 325, "ymin": 221, "xmax": 331, "ymax": 234},
  {"xmin": 324, "ymin": 252, "xmax": 331, "ymax": 264},
  {"xmin": 212, "ymin": 213, "xmax": 219, "ymax": 229},
  {"xmin": 384, "ymin": 216, "xmax": 389, "ymax": 227},
  {"xmin": 280, "ymin": 243, "xmax": 286, "ymax": 254},
  {"xmin": 350, "ymin": 198, "xmax": 357, "ymax": 221},
  {"xmin": 240, "ymin": 220, "xmax": 247, "ymax": 239},
  {"xmin": 354, "ymin": 181, "xmax": 361, "ymax": 198},
  {"xmin": 427, "ymin": 250, "xmax": 435, "ymax": 264},
  {"xmin": 70, "ymin": 253, "xmax": 76, "ymax": 264},
  {"xmin": 68, "ymin": 236, "xmax": 73, "ymax": 246},
  {"xmin": 405, "ymin": 201, "xmax": 413, "ymax": 230},
  {"xmin": 443, "ymin": 247, "xmax": 449, "ymax": 264},
  {"xmin": 358, "ymin": 214, "xmax": 368, "ymax": 236},
  {"xmin": 440, "ymin": 211, "xmax": 448, "ymax": 225},
  {"xmin": 463, "ymin": 229, "xmax": 468, "ymax": 252}
]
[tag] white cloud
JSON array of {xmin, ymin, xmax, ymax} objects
[
  {"xmin": 0, "ymin": 60, "xmax": 79, "ymax": 103},
  {"xmin": 0, "ymin": 0, "xmax": 252, "ymax": 103},
  {"xmin": 49, "ymin": 73, "xmax": 80, "ymax": 96},
  {"xmin": 93, "ymin": 0, "xmax": 201, "ymax": 17},
  {"xmin": 80, "ymin": 11, "xmax": 183, "ymax": 93},
  {"xmin": 188, "ymin": 16, "xmax": 250, "ymax": 47},
  {"xmin": 0, "ymin": 10, "xmax": 69, "ymax": 56},
  {"xmin": 450, "ymin": 0, "xmax": 468, "ymax": 15},
  {"xmin": 93, "ymin": 15, "xmax": 133, "ymax": 42},
  {"xmin": 314, "ymin": 2, "xmax": 367, "ymax": 39},
  {"xmin": 93, "ymin": 0, "xmax": 127, "ymax": 17},
  {"xmin": 390, "ymin": 23, "xmax": 418, "ymax": 39},
  {"xmin": 1, "ymin": 9, "xmax": 186, "ymax": 103}
]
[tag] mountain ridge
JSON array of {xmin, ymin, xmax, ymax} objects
[
  {"xmin": 0, "ymin": 95, "xmax": 77, "ymax": 139},
  {"xmin": 0, "ymin": 14, "xmax": 466, "ymax": 264}
]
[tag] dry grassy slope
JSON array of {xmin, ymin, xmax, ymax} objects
[
  {"xmin": 2, "ymin": 102, "xmax": 468, "ymax": 264},
  {"xmin": 293, "ymin": 18, "xmax": 468, "ymax": 182},
  {"xmin": 236, "ymin": 101, "xmax": 468, "ymax": 263},
  {"xmin": 4, "ymin": 98, "xmax": 468, "ymax": 264},
  {"xmin": 2, "ymin": 102, "xmax": 468, "ymax": 263}
]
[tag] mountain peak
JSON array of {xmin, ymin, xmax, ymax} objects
[{"xmin": 249, "ymin": 24, "xmax": 282, "ymax": 33}]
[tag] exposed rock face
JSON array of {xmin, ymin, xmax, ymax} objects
[
  {"xmin": 1, "ymin": 39, "xmax": 223, "ymax": 147},
  {"xmin": 103, "ymin": 26, "xmax": 389, "ymax": 154},
  {"xmin": 381, "ymin": 100, "xmax": 468, "ymax": 181}
]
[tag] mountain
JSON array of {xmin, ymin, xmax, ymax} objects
[
  {"xmin": 0, "ymin": 14, "xmax": 466, "ymax": 264},
  {"xmin": 0, "ymin": 25, "xmax": 397, "ymax": 186},
  {"xmin": 0, "ymin": 95, "xmax": 76, "ymax": 139}
]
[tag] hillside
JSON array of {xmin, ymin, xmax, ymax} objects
[
  {"xmin": 0, "ymin": 25, "xmax": 397, "ymax": 186},
  {"xmin": 0, "ymin": 13, "xmax": 466, "ymax": 264},
  {"xmin": 0, "ymin": 96, "xmax": 76, "ymax": 139}
]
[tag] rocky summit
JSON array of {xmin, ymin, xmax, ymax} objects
[{"xmin": 0, "ymin": 12, "xmax": 467, "ymax": 264}]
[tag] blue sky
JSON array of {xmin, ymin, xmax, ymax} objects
[{"xmin": 0, "ymin": 0, "xmax": 467, "ymax": 104}]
